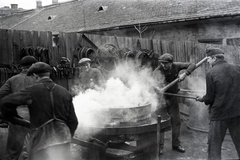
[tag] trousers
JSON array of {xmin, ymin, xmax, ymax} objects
[
  {"xmin": 158, "ymin": 96, "xmax": 181, "ymax": 148},
  {"xmin": 4, "ymin": 124, "xmax": 30, "ymax": 160},
  {"xmin": 208, "ymin": 116, "xmax": 240, "ymax": 160}
]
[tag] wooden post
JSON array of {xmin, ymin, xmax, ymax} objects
[{"xmin": 157, "ymin": 115, "xmax": 161, "ymax": 159}]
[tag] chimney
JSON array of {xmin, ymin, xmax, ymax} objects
[
  {"xmin": 11, "ymin": 4, "xmax": 18, "ymax": 9},
  {"xmin": 52, "ymin": 0, "xmax": 58, "ymax": 4},
  {"xmin": 36, "ymin": 0, "xmax": 42, "ymax": 9}
]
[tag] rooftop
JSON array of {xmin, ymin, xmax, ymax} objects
[{"xmin": 1, "ymin": 0, "xmax": 240, "ymax": 32}]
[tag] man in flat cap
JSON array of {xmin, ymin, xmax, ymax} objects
[
  {"xmin": 0, "ymin": 55, "xmax": 37, "ymax": 160},
  {"xmin": 153, "ymin": 53, "xmax": 196, "ymax": 154},
  {"xmin": 0, "ymin": 62, "xmax": 78, "ymax": 160},
  {"xmin": 197, "ymin": 48, "xmax": 240, "ymax": 160},
  {"xmin": 77, "ymin": 58, "xmax": 105, "ymax": 91}
]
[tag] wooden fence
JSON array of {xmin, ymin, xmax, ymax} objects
[
  {"xmin": 1, "ymin": 28, "xmax": 240, "ymax": 90},
  {"xmin": 0, "ymin": 29, "xmax": 93, "ymax": 65},
  {"xmin": 0, "ymin": 29, "xmax": 210, "ymax": 66}
]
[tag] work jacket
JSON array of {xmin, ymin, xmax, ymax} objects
[
  {"xmin": 153, "ymin": 62, "xmax": 196, "ymax": 94},
  {"xmin": 0, "ymin": 78, "xmax": 78, "ymax": 152},
  {"xmin": 202, "ymin": 60, "xmax": 240, "ymax": 120},
  {"xmin": 0, "ymin": 69, "xmax": 36, "ymax": 120}
]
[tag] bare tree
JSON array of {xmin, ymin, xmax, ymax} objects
[{"xmin": 134, "ymin": 23, "xmax": 148, "ymax": 38}]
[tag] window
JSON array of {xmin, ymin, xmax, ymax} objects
[
  {"xmin": 198, "ymin": 38, "xmax": 223, "ymax": 44},
  {"xmin": 98, "ymin": 6, "xmax": 108, "ymax": 12}
]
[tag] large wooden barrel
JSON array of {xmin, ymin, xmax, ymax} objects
[
  {"xmin": 106, "ymin": 103, "xmax": 152, "ymax": 125},
  {"xmin": 97, "ymin": 44, "xmax": 119, "ymax": 59},
  {"xmin": 78, "ymin": 47, "xmax": 96, "ymax": 60},
  {"xmin": 82, "ymin": 103, "xmax": 152, "ymax": 127},
  {"xmin": 135, "ymin": 49, "xmax": 159, "ymax": 70}
]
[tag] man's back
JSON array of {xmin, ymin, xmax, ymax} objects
[
  {"xmin": 0, "ymin": 71, "xmax": 36, "ymax": 98},
  {"xmin": 206, "ymin": 60, "xmax": 240, "ymax": 120},
  {"xmin": 0, "ymin": 70, "xmax": 36, "ymax": 120},
  {"xmin": 0, "ymin": 77, "xmax": 78, "ymax": 152},
  {"xmin": 25, "ymin": 78, "xmax": 78, "ymax": 132}
]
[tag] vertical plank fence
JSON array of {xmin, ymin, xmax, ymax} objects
[{"xmin": 1, "ymin": 29, "xmax": 240, "ymax": 90}]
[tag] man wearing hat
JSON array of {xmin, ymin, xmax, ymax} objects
[
  {"xmin": 0, "ymin": 55, "xmax": 37, "ymax": 160},
  {"xmin": 77, "ymin": 58, "xmax": 105, "ymax": 91},
  {"xmin": 0, "ymin": 62, "xmax": 78, "ymax": 160},
  {"xmin": 197, "ymin": 48, "xmax": 240, "ymax": 160},
  {"xmin": 153, "ymin": 53, "xmax": 196, "ymax": 154}
]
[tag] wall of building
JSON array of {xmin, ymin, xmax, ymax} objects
[{"xmin": 90, "ymin": 16, "xmax": 240, "ymax": 45}]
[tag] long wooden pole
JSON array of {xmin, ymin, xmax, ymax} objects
[
  {"xmin": 157, "ymin": 115, "xmax": 161, "ymax": 160},
  {"xmin": 163, "ymin": 92, "xmax": 197, "ymax": 100},
  {"xmin": 160, "ymin": 57, "xmax": 209, "ymax": 93}
]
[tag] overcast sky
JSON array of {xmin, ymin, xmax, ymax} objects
[{"xmin": 0, "ymin": 0, "xmax": 62, "ymax": 9}]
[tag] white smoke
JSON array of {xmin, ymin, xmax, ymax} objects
[
  {"xmin": 187, "ymin": 76, "xmax": 206, "ymax": 96},
  {"xmin": 184, "ymin": 72, "xmax": 208, "ymax": 124},
  {"xmin": 73, "ymin": 60, "xmax": 161, "ymax": 138}
]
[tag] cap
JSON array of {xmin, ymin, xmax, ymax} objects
[
  {"xmin": 158, "ymin": 53, "xmax": 173, "ymax": 63},
  {"xmin": 27, "ymin": 62, "xmax": 52, "ymax": 76},
  {"xmin": 206, "ymin": 48, "xmax": 224, "ymax": 57},
  {"xmin": 78, "ymin": 58, "xmax": 91, "ymax": 65},
  {"xmin": 20, "ymin": 56, "xmax": 38, "ymax": 67}
]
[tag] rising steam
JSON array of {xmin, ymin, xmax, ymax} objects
[{"xmin": 73, "ymin": 60, "xmax": 162, "ymax": 137}]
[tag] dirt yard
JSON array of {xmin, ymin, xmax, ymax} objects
[
  {"xmin": 158, "ymin": 120, "xmax": 239, "ymax": 160},
  {"xmin": 70, "ymin": 118, "xmax": 239, "ymax": 160},
  {"xmin": 0, "ymin": 116, "xmax": 239, "ymax": 160}
]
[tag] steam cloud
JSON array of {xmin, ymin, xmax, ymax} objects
[
  {"xmin": 73, "ymin": 60, "xmax": 162, "ymax": 137},
  {"xmin": 184, "ymin": 70, "xmax": 210, "ymax": 132}
]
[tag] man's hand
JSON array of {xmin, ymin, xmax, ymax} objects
[
  {"xmin": 196, "ymin": 96, "xmax": 204, "ymax": 102},
  {"xmin": 178, "ymin": 72, "xmax": 187, "ymax": 82}
]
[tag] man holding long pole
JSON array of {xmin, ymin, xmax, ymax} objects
[
  {"xmin": 197, "ymin": 48, "xmax": 240, "ymax": 160},
  {"xmin": 153, "ymin": 53, "xmax": 196, "ymax": 155}
]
